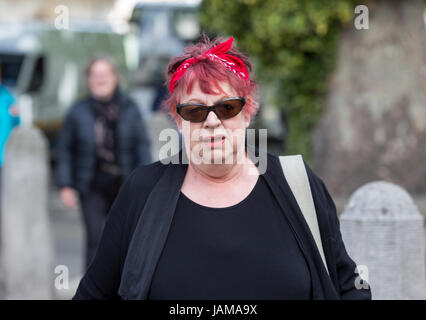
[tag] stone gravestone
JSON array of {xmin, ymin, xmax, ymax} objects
[
  {"xmin": 0, "ymin": 126, "xmax": 53, "ymax": 299},
  {"xmin": 340, "ymin": 181, "xmax": 425, "ymax": 300}
]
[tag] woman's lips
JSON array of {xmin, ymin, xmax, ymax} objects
[{"xmin": 202, "ymin": 136, "xmax": 225, "ymax": 148}]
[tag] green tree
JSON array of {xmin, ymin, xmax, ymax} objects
[{"xmin": 200, "ymin": 0, "xmax": 362, "ymax": 161}]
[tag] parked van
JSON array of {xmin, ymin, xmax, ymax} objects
[{"xmin": 0, "ymin": 21, "xmax": 130, "ymax": 159}]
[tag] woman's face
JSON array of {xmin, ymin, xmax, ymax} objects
[
  {"xmin": 177, "ymin": 80, "xmax": 251, "ymax": 166},
  {"xmin": 88, "ymin": 60, "xmax": 118, "ymax": 101}
]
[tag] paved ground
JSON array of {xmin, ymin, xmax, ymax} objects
[{"xmin": 49, "ymin": 186, "xmax": 84, "ymax": 300}]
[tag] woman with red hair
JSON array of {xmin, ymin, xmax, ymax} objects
[{"xmin": 74, "ymin": 35, "xmax": 371, "ymax": 300}]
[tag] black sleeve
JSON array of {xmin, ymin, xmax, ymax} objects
[
  {"xmin": 320, "ymin": 179, "xmax": 372, "ymax": 300},
  {"xmin": 55, "ymin": 109, "xmax": 75, "ymax": 189},
  {"xmin": 73, "ymin": 169, "xmax": 138, "ymax": 300}
]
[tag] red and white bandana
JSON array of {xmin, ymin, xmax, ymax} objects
[{"xmin": 169, "ymin": 37, "xmax": 250, "ymax": 93}]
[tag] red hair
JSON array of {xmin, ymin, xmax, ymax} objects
[{"xmin": 162, "ymin": 34, "xmax": 259, "ymax": 123}]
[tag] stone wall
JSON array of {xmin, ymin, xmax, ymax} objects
[{"xmin": 314, "ymin": 0, "xmax": 426, "ymax": 197}]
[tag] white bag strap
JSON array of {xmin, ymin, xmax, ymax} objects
[{"xmin": 279, "ymin": 155, "xmax": 329, "ymax": 275}]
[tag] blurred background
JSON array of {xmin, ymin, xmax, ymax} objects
[{"xmin": 0, "ymin": 0, "xmax": 425, "ymax": 299}]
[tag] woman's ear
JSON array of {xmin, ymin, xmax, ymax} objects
[
  {"xmin": 243, "ymin": 110, "xmax": 251, "ymax": 128},
  {"xmin": 244, "ymin": 96, "xmax": 258, "ymax": 128}
]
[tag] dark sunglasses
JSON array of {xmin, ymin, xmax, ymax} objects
[{"xmin": 176, "ymin": 97, "xmax": 246, "ymax": 123}]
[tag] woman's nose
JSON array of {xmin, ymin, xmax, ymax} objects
[{"xmin": 203, "ymin": 109, "xmax": 221, "ymax": 128}]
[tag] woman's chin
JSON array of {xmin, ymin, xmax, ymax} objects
[
  {"xmin": 207, "ymin": 149, "xmax": 238, "ymax": 165},
  {"xmin": 189, "ymin": 143, "xmax": 243, "ymax": 165}
]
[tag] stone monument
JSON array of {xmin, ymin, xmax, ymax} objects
[
  {"xmin": 340, "ymin": 181, "xmax": 425, "ymax": 299},
  {"xmin": 0, "ymin": 126, "xmax": 53, "ymax": 299}
]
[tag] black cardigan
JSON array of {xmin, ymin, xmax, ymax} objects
[
  {"xmin": 56, "ymin": 90, "xmax": 152, "ymax": 195},
  {"xmin": 73, "ymin": 147, "xmax": 372, "ymax": 300}
]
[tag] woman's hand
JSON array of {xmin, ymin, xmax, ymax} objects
[
  {"xmin": 60, "ymin": 187, "xmax": 78, "ymax": 209},
  {"xmin": 9, "ymin": 105, "xmax": 19, "ymax": 117}
]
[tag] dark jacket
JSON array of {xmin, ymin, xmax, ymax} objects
[
  {"xmin": 56, "ymin": 90, "xmax": 152, "ymax": 194},
  {"xmin": 73, "ymin": 147, "xmax": 372, "ymax": 300}
]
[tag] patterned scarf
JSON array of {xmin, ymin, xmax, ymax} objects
[{"xmin": 91, "ymin": 92, "xmax": 121, "ymax": 178}]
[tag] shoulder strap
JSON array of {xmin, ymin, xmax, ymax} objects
[{"xmin": 279, "ymin": 155, "xmax": 329, "ymax": 275}]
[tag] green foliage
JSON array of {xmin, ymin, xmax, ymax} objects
[{"xmin": 200, "ymin": 0, "xmax": 361, "ymax": 161}]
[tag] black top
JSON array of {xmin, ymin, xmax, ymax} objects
[{"xmin": 148, "ymin": 175, "xmax": 312, "ymax": 300}]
